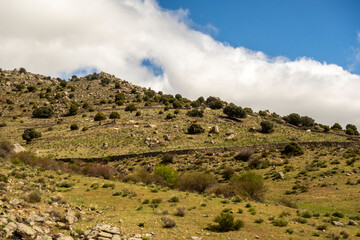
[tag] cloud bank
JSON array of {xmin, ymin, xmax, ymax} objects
[{"xmin": 1, "ymin": 0, "xmax": 360, "ymax": 126}]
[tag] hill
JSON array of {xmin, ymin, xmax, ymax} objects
[{"xmin": 0, "ymin": 68, "xmax": 359, "ymax": 239}]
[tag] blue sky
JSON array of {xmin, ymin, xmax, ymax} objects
[{"xmin": 159, "ymin": 0, "xmax": 360, "ymax": 74}]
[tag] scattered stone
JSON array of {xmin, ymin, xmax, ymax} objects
[
  {"xmin": 348, "ymin": 220, "xmax": 358, "ymax": 226},
  {"xmin": 225, "ymin": 134, "xmax": 237, "ymax": 141},
  {"xmin": 16, "ymin": 223, "xmax": 37, "ymax": 239},
  {"xmin": 163, "ymin": 134, "xmax": 171, "ymax": 141},
  {"xmin": 276, "ymin": 172, "xmax": 286, "ymax": 180},
  {"xmin": 209, "ymin": 125, "xmax": 219, "ymax": 134},
  {"xmin": 9, "ymin": 198, "xmax": 24, "ymax": 207},
  {"xmin": 331, "ymin": 221, "xmax": 344, "ymax": 227},
  {"xmin": 191, "ymin": 236, "xmax": 202, "ymax": 240},
  {"xmin": 225, "ymin": 129, "xmax": 234, "ymax": 136},
  {"xmin": 65, "ymin": 211, "xmax": 78, "ymax": 225},
  {"xmin": 13, "ymin": 143, "xmax": 26, "ymax": 153},
  {"xmin": 102, "ymin": 143, "xmax": 109, "ymax": 149}
]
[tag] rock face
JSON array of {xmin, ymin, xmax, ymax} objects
[
  {"xmin": 13, "ymin": 143, "xmax": 25, "ymax": 153},
  {"xmin": 209, "ymin": 125, "xmax": 219, "ymax": 134}
]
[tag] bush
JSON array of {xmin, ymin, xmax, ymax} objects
[
  {"xmin": 125, "ymin": 103, "xmax": 137, "ymax": 112},
  {"xmin": 66, "ymin": 103, "xmax": 79, "ymax": 116},
  {"xmin": 283, "ymin": 113, "xmax": 301, "ymax": 126},
  {"xmin": 273, "ymin": 218, "xmax": 288, "ymax": 227},
  {"xmin": 161, "ymin": 153, "xmax": 175, "ymax": 164},
  {"xmin": 208, "ymin": 212, "xmax": 243, "ymax": 232},
  {"xmin": 260, "ymin": 120, "xmax": 274, "ymax": 133},
  {"xmin": 56, "ymin": 182, "xmax": 75, "ymax": 188},
  {"xmin": 109, "ymin": 112, "xmax": 120, "ymax": 123},
  {"xmin": 223, "ymin": 103, "xmax": 246, "ymax": 119},
  {"xmin": 94, "ymin": 112, "xmax": 106, "ymax": 125},
  {"xmin": 0, "ymin": 140, "xmax": 13, "ymax": 159},
  {"xmin": 345, "ymin": 124, "xmax": 359, "ymax": 135},
  {"xmin": 175, "ymin": 206, "xmax": 186, "ymax": 217},
  {"xmin": 234, "ymin": 149, "xmax": 254, "ymax": 161},
  {"xmin": 32, "ymin": 107, "xmax": 54, "ymax": 118},
  {"xmin": 300, "ymin": 116, "xmax": 315, "ymax": 127},
  {"xmin": 82, "ymin": 164, "xmax": 115, "ymax": 179},
  {"xmin": 206, "ymin": 96, "xmax": 224, "ymax": 109},
  {"xmin": 22, "ymin": 128, "xmax": 41, "ymax": 144},
  {"xmin": 230, "ymin": 172, "xmax": 266, "ymax": 202},
  {"xmin": 186, "ymin": 109, "xmax": 204, "ymax": 117},
  {"xmin": 281, "ymin": 142, "xmax": 304, "ymax": 156},
  {"xmin": 331, "ymin": 123, "xmax": 342, "ymax": 131},
  {"xmin": 161, "ymin": 217, "xmax": 176, "ymax": 228},
  {"xmin": 178, "ymin": 172, "xmax": 216, "ymax": 193},
  {"xmin": 172, "ymin": 99, "xmax": 182, "ymax": 109},
  {"xmin": 24, "ymin": 190, "xmax": 41, "ymax": 203},
  {"xmin": 221, "ymin": 166, "xmax": 235, "ymax": 180},
  {"xmin": 187, "ymin": 123, "xmax": 205, "ymax": 134},
  {"xmin": 154, "ymin": 165, "xmax": 178, "ymax": 188},
  {"xmin": 70, "ymin": 123, "xmax": 79, "ymax": 130},
  {"xmin": 165, "ymin": 113, "xmax": 175, "ymax": 119},
  {"xmin": 19, "ymin": 67, "xmax": 27, "ymax": 74}
]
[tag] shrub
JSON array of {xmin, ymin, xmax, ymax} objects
[
  {"xmin": 206, "ymin": 97, "xmax": 224, "ymax": 109},
  {"xmin": 56, "ymin": 182, "xmax": 75, "ymax": 188},
  {"xmin": 32, "ymin": 107, "xmax": 54, "ymax": 118},
  {"xmin": 135, "ymin": 111, "xmax": 141, "ymax": 116},
  {"xmin": 66, "ymin": 103, "xmax": 79, "ymax": 116},
  {"xmin": 300, "ymin": 116, "xmax": 315, "ymax": 127},
  {"xmin": 161, "ymin": 217, "xmax": 176, "ymax": 228},
  {"xmin": 187, "ymin": 123, "xmax": 205, "ymax": 134},
  {"xmin": 165, "ymin": 113, "xmax": 175, "ymax": 119},
  {"xmin": 19, "ymin": 67, "xmax": 27, "ymax": 74},
  {"xmin": 332, "ymin": 211, "xmax": 344, "ymax": 218},
  {"xmin": 273, "ymin": 218, "xmax": 288, "ymax": 227},
  {"xmin": 168, "ymin": 196, "xmax": 179, "ymax": 203},
  {"xmin": 161, "ymin": 153, "xmax": 175, "ymax": 164},
  {"xmin": 125, "ymin": 103, "xmax": 137, "ymax": 112},
  {"xmin": 82, "ymin": 164, "xmax": 115, "ymax": 179},
  {"xmin": 178, "ymin": 172, "xmax": 216, "ymax": 193},
  {"xmin": 208, "ymin": 212, "xmax": 243, "ymax": 232},
  {"xmin": 0, "ymin": 140, "xmax": 13, "ymax": 159},
  {"xmin": 221, "ymin": 166, "xmax": 235, "ymax": 180},
  {"xmin": 22, "ymin": 128, "xmax": 41, "ymax": 144},
  {"xmin": 94, "ymin": 112, "xmax": 106, "ymax": 125},
  {"xmin": 186, "ymin": 109, "xmax": 204, "ymax": 117},
  {"xmin": 283, "ymin": 113, "xmax": 301, "ymax": 126},
  {"xmin": 24, "ymin": 190, "xmax": 41, "ymax": 203},
  {"xmin": 345, "ymin": 124, "xmax": 359, "ymax": 135},
  {"xmin": 260, "ymin": 120, "xmax": 274, "ymax": 133},
  {"xmin": 234, "ymin": 149, "xmax": 254, "ymax": 161},
  {"xmin": 70, "ymin": 124, "xmax": 79, "ymax": 130},
  {"xmin": 230, "ymin": 172, "xmax": 266, "ymax": 202},
  {"xmin": 109, "ymin": 112, "xmax": 120, "ymax": 123},
  {"xmin": 154, "ymin": 165, "xmax": 178, "ymax": 188},
  {"xmin": 175, "ymin": 206, "xmax": 186, "ymax": 217},
  {"xmin": 172, "ymin": 99, "xmax": 182, "ymax": 109},
  {"xmin": 281, "ymin": 142, "xmax": 304, "ymax": 156},
  {"xmin": 223, "ymin": 103, "xmax": 246, "ymax": 119},
  {"xmin": 331, "ymin": 123, "xmax": 342, "ymax": 131}
]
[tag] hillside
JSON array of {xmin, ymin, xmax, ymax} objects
[{"xmin": 0, "ymin": 68, "xmax": 359, "ymax": 240}]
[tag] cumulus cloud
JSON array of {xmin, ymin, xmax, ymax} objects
[{"xmin": 1, "ymin": 0, "xmax": 360, "ymax": 126}]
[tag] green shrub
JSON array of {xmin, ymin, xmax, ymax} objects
[
  {"xmin": 168, "ymin": 196, "xmax": 179, "ymax": 203},
  {"xmin": 332, "ymin": 211, "xmax": 344, "ymax": 218},
  {"xmin": 70, "ymin": 123, "xmax": 79, "ymax": 130},
  {"xmin": 22, "ymin": 128, "xmax": 41, "ymax": 144},
  {"xmin": 208, "ymin": 212, "xmax": 244, "ymax": 232},
  {"xmin": 186, "ymin": 109, "xmax": 204, "ymax": 117},
  {"xmin": 94, "ymin": 112, "xmax": 106, "ymax": 125},
  {"xmin": 154, "ymin": 165, "xmax": 178, "ymax": 188},
  {"xmin": 125, "ymin": 103, "xmax": 137, "ymax": 112},
  {"xmin": 32, "ymin": 107, "xmax": 54, "ymax": 118},
  {"xmin": 281, "ymin": 142, "xmax": 304, "ymax": 156},
  {"xmin": 161, "ymin": 153, "xmax": 175, "ymax": 164},
  {"xmin": 260, "ymin": 120, "xmax": 274, "ymax": 133},
  {"xmin": 161, "ymin": 217, "xmax": 176, "ymax": 228},
  {"xmin": 331, "ymin": 123, "xmax": 342, "ymax": 131},
  {"xmin": 234, "ymin": 149, "xmax": 254, "ymax": 161},
  {"xmin": 178, "ymin": 172, "xmax": 216, "ymax": 193},
  {"xmin": 187, "ymin": 123, "xmax": 205, "ymax": 134},
  {"xmin": 175, "ymin": 206, "xmax": 186, "ymax": 217},
  {"xmin": 273, "ymin": 218, "xmax": 288, "ymax": 227},
  {"xmin": 66, "ymin": 103, "xmax": 79, "ymax": 116},
  {"xmin": 56, "ymin": 182, "xmax": 75, "ymax": 188},
  {"xmin": 345, "ymin": 124, "xmax": 359, "ymax": 135},
  {"xmin": 172, "ymin": 99, "xmax": 182, "ymax": 109},
  {"xmin": 24, "ymin": 190, "xmax": 41, "ymax": 203},
  {"xmin": 223, "ymin": 103, "xmax": 246, "ymax": 119},
  {"xmin": 283, "ymin": 113, "xmax": 301, "ymax": 126},
  {"xmin": 230, "ymin": 172, "xmax": 266, "ymax": 202},
  {"xmin": 165, "ymin": 113, "xmax": 175, "ymax": 119},
  {"xmin": 109, "ymin": 112, "xmax": 120, "ymax": 123}
]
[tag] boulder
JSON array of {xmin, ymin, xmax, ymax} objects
[
  {"xmin": 3, "ymin": 222, "xmax": 17, "ymax": 238},
  {"xmin": 16, "ymin": 223, "xmax": 37, "ymax": 239},
  {"xmin": 163, "ymin": 134, "xmax": 171, "ymax": 141},
  {"xmin": 13, "ymin": 143, "xmax": 25, "ymax": 153},
  {"xmin": 331, "ymin": 221, "xmax": 344, "ymax": 227},
  {"xmin": 225, "ymin": 129, "xmax": 234, "ymax": 136},
  {"xmin": 209, "ymin": 125, "xmax": 219, "ymax": 134},
  {"xmin": 348, "ymin": 220, "xmax": 358, "ymax": 226},
  {"xmin": 65, "ymin": 211, "xmax": 78, "ymax": 225},
  {"xmin": 276, "ymin": 172, "xmax": 286, "ymax": 180},
  {"xmin": 9, "ymin": 198, "xmax": 24, "ymax": 207}
]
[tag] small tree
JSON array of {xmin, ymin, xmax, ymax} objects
[
  {"xmin": 19, "ymin": 67, "xmax": 27, "ymax": 74},
  {"xmin": 188, "ymin": 123, "xmax": 205, "ymax": 134},
  {"xmin": 223, "ymin": 103, "xmax": 246, "ymax": 119},
  {"xmin": 22, "ymin": 128, "xmax": 41, "ymax": 144},
  {"xmin": 300, "ymin": 116, "xmax": 315, "ymax": 127},
  {"xmin": 208, "ymin": 212, "xmax": 244, "ymax": 232},
  {"xmin": 67, "ymin": 103, "xmax": 79, "ymax": 116},
  {"xmin": 125, "ymin": 103, "xmax": 137, "ymax": 112},
  {"xmin": 32, "ymin": 107, "xmax": 54, "ymax": 118},
  {"xmin": 70, "ymin": 123, "xmax": 79, "ymax": 130},
  {"xmin": 281, "ymin": 142, "xmax": 304, "ymax": 156},
  {"xmin": 109, "ymin": 112, "xmax": 120, "ymax": 123},
  {"xmin": 260, "ymin": 120, "xmax": 274, "ymax": 133},
  {"xmin": 283, "ymin": 113, "xmax": 301, "ymax": 126},
  {"xmin": 230, "ymin": 172, "xmax": 266, "ymax": 202},
  {"xmin": 172, "ymin": 99, "xmax": 182, "ymax": 109},
  {"xmin": 331, "ymin": 123, "xmax": 342, "ymax": 131},
  {"xmin": 345, "ymin": 124, "xmax": 359, "ymax": 135},
  {"xmin": 94, "ymin": 112, "xmax": 106, "ymax": 125}
]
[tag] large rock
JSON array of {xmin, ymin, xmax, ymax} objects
[
  {"xmin": 13, "ymin": 143, "xmax": 25, "ymax": 153},
  {"xmin": 65, "ymin": 211, "xmax": 78, "ymax": 225},
  {"xmin": 16, "ymin": 223, "xmax": 37, "ymax": 239},
  {"xmin": 3, "ymin": 222, "xmax": 17, "ymax": 238},
  {"xmin": 276, "ymin": 172, "xmax": 285, "ymax": 180},
  {"xmin": 85, "ymin": 224, "xmax": 121, "ymax": 240},
  {"xmin": 209, "ymin": 125, "xmax": 219, "ymax": 134},
  {"xmin": 331, "ymin": 221, "xmax": 344, "ymax": 227},
  {"xmin": 9, "ymin": 198, "xmax": 24, "ymax": 207}
]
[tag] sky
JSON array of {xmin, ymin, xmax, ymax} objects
[{"xmin": 0, "ymin": 0, "xmax": 360, "ymax": 127}]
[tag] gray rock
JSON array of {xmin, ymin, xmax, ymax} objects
[
  {"xmin": 102, "ymin": 143, "xmax": 109, "ymax": 149},
  {"xmin": 348, "ymin": 220, "xmax": 358, "ymax": 226},
  {"xmin": 13, "ymin": 143, "xmax": 25, "ymax": 153},
  {"xmin": 3, "ymin": 222, "xmax": 17, "ymax": 238},
  {"xmin": 209, "ymin": 125, "xmax": 219, "ymax": 134},
  {"xmin": 163, "ymin": 134, "xmax": 171, "ymax": 141},
  {"xmin": 276, "ymin": 172, "xmax": 286, "ymax": 180},
  {"xmin": 35, "ymin": 235, "xmax": 53, "ymax": 240},
  {"xmin": 9, "ymin": 198, "xmax": 24, "ymax": 207},
  {"xmin": 225, "ymin": 129, "xmax": 234, "ymax": 136},
  {"xmin": 331, "ymin": 221, "xmax": 345, "ymax": 227},
  {"xmin": 65, "ymin": 211, "xmax": 78, "ymax": 225},
  {"xmin": 16, "ymin": 223, "xmax": 37, "ymax": 238}
]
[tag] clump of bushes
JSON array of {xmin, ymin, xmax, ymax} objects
[
  {"xmin": 281, "ymin": 142, "xmax": 304, "ymax": 156},
  {"xmin": 24, "ymin": 190, "xmax": 41, "ymax": 203},
  {"xmin": 125, "ymin": 103, "xmax": 137, "ymax": 112},
  {"xmin": 207, "ymin": 212, "xmax": 244, "ymax": 232},
  {"xmin": 283, "ymin": 113, "xmax": 315, "ymax": 127},
  {"xmin": 160, "ymin": 153, "xmax": 175, "ymax": 164},
  {"xmin": 22, "ymin": 128, "xmax": 41, "ymax": 144},
  {"xmin": 175, "ymin": 206, "xmax": 186, "ymax": 217},
  {"xmin": 178, "ymin": 172, "xmax": 216, "ymax": 193},
  {"xmin": 70, "ymin": 123, "xmax": 79, "ymax": 130},
  {"xmin": 32, "ymin": 107, "xmax": 54, "ymax": 118},
  {"xmin": 230, "ymin": 172, "xmax": 266, "ymax": 202},
  {"xmin": 187, "ymin": 123, "xmax": 205, "ymax": 134},
  {"xmin": 0, "ymin": 140, "xmax": 13, "ymax": 159},
  {"xmin": 154, "ymin": 165, "xmax": 178, "ymax": 188},
  {"xmin": 223, "ymin": 103, "xmax": 246, "ymax": 119},
  {"xmin": 161, "ymin": 217, "xmax": 176, "ymax": 228},
  {"xmin": 234, "ymin": 149, "xmax": 254, "ymax": 161},
  {"xmin": 260, "ymin": 120, "xmax": 274, "ymax": 133},
  {"xmin": 186, "ymin": 109, "xmax": 204, "ymax": 117}
]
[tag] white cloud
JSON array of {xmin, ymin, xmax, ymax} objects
[{"xmin": 1, "ymin": 0, "xmax": 360, "ymax": 127}]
